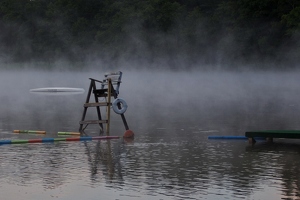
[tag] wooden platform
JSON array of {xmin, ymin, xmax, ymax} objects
[{"xmin": 245, "ymin": 130, "xmax": 300, "ymax": 144}]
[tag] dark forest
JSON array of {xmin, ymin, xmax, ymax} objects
[{"xmin": 0, "ymin": 0, "xmax": 299, "ymax": 69}]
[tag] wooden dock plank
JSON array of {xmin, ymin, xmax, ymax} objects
[
  {"xmin": 79, "ymin": 120, "xmax": 108, "ymax": 124},
  {"xmin": 84, "ymin": 102, "xmax": 110, "ymax": 107}
]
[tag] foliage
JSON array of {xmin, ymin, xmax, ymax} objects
[{"xmin": 0, "ymin": 0, "xmax": 299, "ymax": 68}]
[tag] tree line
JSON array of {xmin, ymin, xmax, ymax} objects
[{"xmin": 0, "ymin": 0, "xmax": 299, "ymax": 69}]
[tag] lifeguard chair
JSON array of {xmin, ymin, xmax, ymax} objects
[{"xmin": 79, "ymin": 71, "xmax": 130, "ymax": 135}]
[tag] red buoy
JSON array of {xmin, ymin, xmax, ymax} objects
[{"xmin": 123, "ymin": 130, "xmax": 134, "ymax": 138}]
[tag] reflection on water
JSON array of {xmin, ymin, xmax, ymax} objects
[
  {"xmin": 2, "ymin": 134, "xmax": 300, "ymax": 199},
  {"xmin": 0, "ymin": 70, "xmax": 300, "ymax": 199}
]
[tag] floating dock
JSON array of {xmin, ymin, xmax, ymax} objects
[
  {"xmin": 14, "ymin": 130, "xmax": 46, "ymax": 134},
  {"xmin": 0, "ymin": 136, "xmax": 120, "ymax": 145},
  {"xmin": 208, "ymin": 136, "xmax": 265, "ymax": 140},
  {"xmin": 209, "ymin": 136, "xmax": 249, "ymax": 140},
  {"xmin": 245, "ymin": 130, "xmax": 300, "ymax": 144},
  {"xmin": 58, "ymin": 132, "xmax": 81, "ymax": 136}
]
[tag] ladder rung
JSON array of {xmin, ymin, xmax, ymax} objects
[
  {"xmin": 84, "ymin": 103, "xmax": 110, "ymax": 107},
  {"xmin": 79, "ymin": 120, "xmax": 108, "ymax": 124}
]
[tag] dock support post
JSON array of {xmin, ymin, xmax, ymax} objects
[
  {"xmin": 266, "ymin": 137, "xmax": 273, "ymax": 143},
  {"xmin": 248, "ymin": 137, "xmax": 256, "ymax": 144}
]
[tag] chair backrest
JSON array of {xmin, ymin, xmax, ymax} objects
[{"xmin": 101, "ymin": 71, "xmax": 122, "ymax": 95}]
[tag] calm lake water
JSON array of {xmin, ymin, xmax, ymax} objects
[{"xmin": 0, "ymin": 69, "xmax": 300, "ymax": 200}]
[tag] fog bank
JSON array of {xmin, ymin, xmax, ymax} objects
[{"xmin": 0, "ymin": 69, "xmax": 300, "ymax": 136}]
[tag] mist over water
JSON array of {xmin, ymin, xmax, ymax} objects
[
  {"xmin": 1, "ymin": 68, "xmax": 300, "ymax": 134},
  {"xmin": 123, "ymin": 69, "xmax": 300, "ymax": 133},
  {"xmin": 1, "ymin": 67, "xmax": 300, "ymax": 199}
]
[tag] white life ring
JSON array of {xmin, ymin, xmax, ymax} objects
[{"xmin": 112, "ymin": 98, "xmax": 128, "ymax": 114}]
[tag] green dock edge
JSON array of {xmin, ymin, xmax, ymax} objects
[{"xmin": 246, "ymin": 130, "xmax": 300, "ymax": 139}]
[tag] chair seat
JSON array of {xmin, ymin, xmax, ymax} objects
[{"xmin": 93, "ymin": 89, "xmax": 108, "ymax": 97}]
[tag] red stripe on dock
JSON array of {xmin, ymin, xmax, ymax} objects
[
  {"xmin": 28, "ymin": 139, "xmax": 43, "ymax": 143},
  {"xmin": 66, "ymin": 137, "xmax": 80, "ymax": 141}
]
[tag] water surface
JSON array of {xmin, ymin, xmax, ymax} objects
[{"xmin": 0, "ymin": 70, "xmax": 300, "ymax": 200}]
